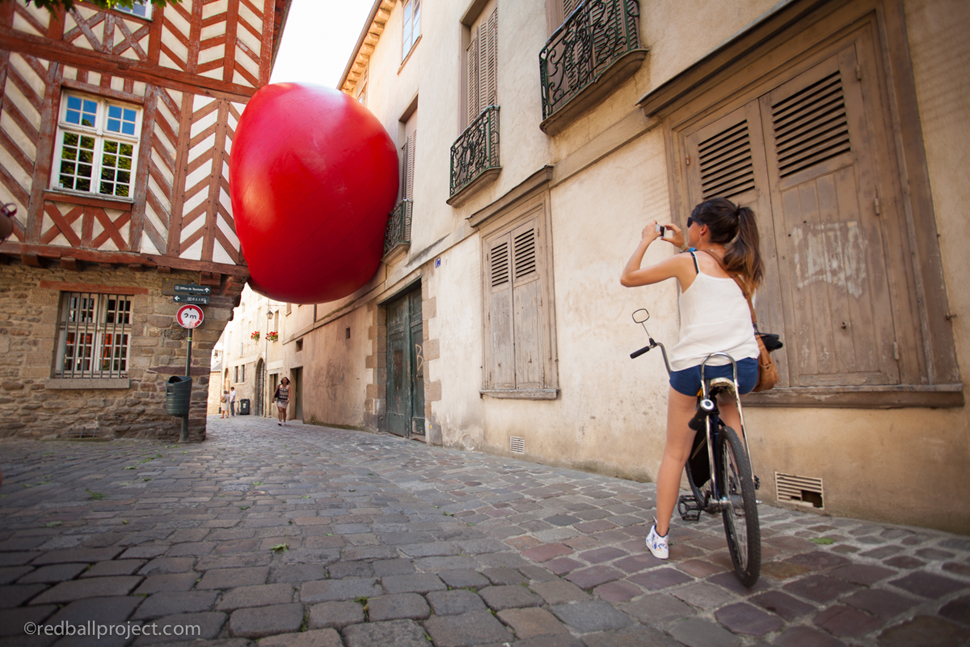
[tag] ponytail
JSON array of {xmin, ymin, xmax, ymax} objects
[
  {"xmin": 690, "ymin": 198, "xmax": 765, "ymax": 291},
  {"xmin": 723, "ymin": 205, "xmax": 764, "ymax": 291}
]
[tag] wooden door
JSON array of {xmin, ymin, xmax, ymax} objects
[
  {"xmin": 683, "ymin": 42, "xmax": 901, "ymax": 389},
  {"xmin": 386, "ymin": 287, "xmax": 424, "ymax": 437},
  {"xmin": 292, "ymin": 367, "xmax": 303, "ymax": 420},
  {"xmin": 255, "ymin": 359, "xmax": 264, "ymax": 416},
  {"xmin": 760, "ymin": 46, "xmax": 898, "ymax": 387}
]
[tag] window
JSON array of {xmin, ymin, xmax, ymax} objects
[
  {"xmin": 53, "ymin": 92, "xmax": 141, "ymax": 199},
  {"xmin": 480, "ymin": 193, "xmax": 558, "ymax": 399},
  {"xmin": 113, "ymin": 0, "xmax": 152, "ymax": 19},
  {"xmin": 654, "ymin": 6, "xmax": 961, "ymax": 406},
  {"xmin": 234, "ymin": 365, "xmax": 245, "ymax": 383},
  {"xmin": 402, "ymin": 0, "xmax": 421, "ymax": 59},
  {"xmin": 55, "ymin": 292, "xmax": 131, "ymax": 378},
  {"xmin": 465, "ymin": 2, "xmax": 498, "ymax": 127}
]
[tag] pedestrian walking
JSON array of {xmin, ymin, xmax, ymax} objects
[
  {"xmin": 273, "ymin": 377, "xmax": 290, "ymax": 426},
  {"xmin": 220, "ymin": 390, "xmax": 230, "ymax": 419},
  {"xmin": 230, "ymin": 386, "xmax": 236, "ymax": 416}
]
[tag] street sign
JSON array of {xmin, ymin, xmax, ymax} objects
[
  {"xmin": 174, "ymin": 284, "xmax": 211, "ymax": 295},
  {"xmin": 176, "ymin": 304, "xmax": 204, "ymax": 329},
  {"xmin": 173, "ymin": 294, "xmax": 209, "ymax": 305}
]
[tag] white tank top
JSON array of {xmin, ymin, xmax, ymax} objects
[{"xmin": 669, "ymin": 268, "xmax": 760, "ymax": 372}]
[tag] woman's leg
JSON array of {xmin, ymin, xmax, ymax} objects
[
  {"xmin": 655, "ymin": 387, "xmax": 700, "ymax": 536},
  {"xmin": 281, "ymin": 404, "xmax": 287, "ymax": 424},
  {"xmin": 717, "ymin": 395, "xmax": 743, "ymax": 440}
]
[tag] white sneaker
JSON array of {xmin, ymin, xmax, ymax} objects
[{"xmin": 646, "ymin": 523, "xmax": 669, "ymax": 559}]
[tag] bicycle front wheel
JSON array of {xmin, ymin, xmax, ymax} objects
[{"xmin": 718, "ymin": 425, "xmax": 761, "ymax": 586}]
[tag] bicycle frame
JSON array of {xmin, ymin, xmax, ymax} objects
[{"xmin": 699, "ymin": 353, "xmax": 754, "ymax": 510}]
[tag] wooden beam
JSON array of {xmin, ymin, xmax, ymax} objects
[
  {"xmin": 21, "ymin": 252, "xmax": 41, "ymax": 267},
  {"xmin": 60, "ymin": 256, "xmax": 80, "ymax": 271},
  {"xmin": 0, "ymin": 31, "xmax": 260, "ymax": 103}
]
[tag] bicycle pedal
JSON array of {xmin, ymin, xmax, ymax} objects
[{"xmin": 677, "ymin": 495, "xmax": 703, "ymax": 522}]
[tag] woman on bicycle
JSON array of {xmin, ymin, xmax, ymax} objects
[{"xmin": 620, "ymin": 197, "xmax": 764, "ymax": 559}]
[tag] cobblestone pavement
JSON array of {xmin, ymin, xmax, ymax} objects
[{"xmin": 1, "ymin": 416, "xmax": 968, "ymax": 647}]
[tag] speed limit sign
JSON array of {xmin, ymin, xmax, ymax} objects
[{"xmin": 176, "ymin": 304, "xmax": 204, "ymax": 329}]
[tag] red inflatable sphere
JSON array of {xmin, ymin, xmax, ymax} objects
[{"xmin": 230, "ymin": 83, "xmax": 399, "ymax": 304}]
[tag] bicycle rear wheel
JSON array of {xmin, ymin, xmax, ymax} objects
[{"xmin": 718, "ymin": 425, "xmax": 760, "ymax": 586}]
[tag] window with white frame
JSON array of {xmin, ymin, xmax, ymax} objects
[
  {"xmin": 55, "ymin": 292, "xmax": 132, "ymax": 379},
  {"xmin": 113, "ymin": 0, "xmax": 152, "ymax": 19},
  {"xmin": 53, "ymin": 93, "xmax": 141, "ymax": 199},
  {"xmin": 402, "ymin": 0, "xmax": 421, "ymax": 59}
]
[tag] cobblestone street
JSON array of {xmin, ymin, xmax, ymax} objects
[{"xmin": 1, "ymin": 416, "xmax": 968, "ymax": 647}]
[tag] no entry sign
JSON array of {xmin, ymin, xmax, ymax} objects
[{"xmin": 176, "ymin": 304, "xmax": 204, "ymax": 329}]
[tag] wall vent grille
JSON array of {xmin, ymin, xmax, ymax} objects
[
  {"xmin": 510, "ymin": 436, "xmax": 525, "ymax": 454},
  {"xmin": 775, "ymin": 472, "xmax": 824, "ymax": 508}
]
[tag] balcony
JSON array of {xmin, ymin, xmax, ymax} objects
[
  {"xmin": 447, "ymin": 105, "xmax": 500, "ymax": 206},
  {"xmin": 383, "ymin": 199, "xmax": 412, "ymax": 263},
  {"xmin": 539, "ymin": 0, "xmax": 647, "ymax": 135}
]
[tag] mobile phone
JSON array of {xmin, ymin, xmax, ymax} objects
[{"xmin": 655, "ymin": 224, "xmax": 666, "ymax": 237}]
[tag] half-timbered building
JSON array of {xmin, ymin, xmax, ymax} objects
[{"xmin": 0, "ymin": 0, "xmax": 290, "ymax": 441}]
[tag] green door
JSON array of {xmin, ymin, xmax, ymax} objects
[{"xmin": 386, "ymin": 287, "xmax": 424, "ymax": 438}]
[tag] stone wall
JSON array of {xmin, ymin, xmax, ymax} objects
[{"xmin": 0, "ymin": 263, "xmax": 236, "ymax": 442}]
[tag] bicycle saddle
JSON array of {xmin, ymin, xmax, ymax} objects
[{"xmin": 708, "ymin": 377, "xmax": 737, "ymax": 398}]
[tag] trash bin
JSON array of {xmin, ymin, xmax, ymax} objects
[
  {"xmin": 239, "ymin": 398, "xmax": 251, "ymax": 415},
  {"xmin": 165, "ymin": 375, "xmax": 192, "ymax": 416}
]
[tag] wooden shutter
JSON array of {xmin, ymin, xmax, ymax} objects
[
  {"xmin": 760, "ymin": 47, "xmax": 899, "ymax": 387},
  {"xmin": 562, "ymin": 0, "xmax": 580, "ymax": 21},
  {"xmin": 684, "ymin": 103, "xmax": 788, "ymax": 386},
  {"xmin": 401, "ymin": 132, "xmax": 416, "ymax": 201},
  {"xmin": 467, "ymin": 7, "xmax": 498, "ymax": 124},
  {"xmin": 486, "ymin": 233, "xmax": 514, "ymax": 389},
  {"xmin": 466, "ymin": 35, "xmax": 479, "ymax": 125},
  {"xmin": 484, "ymin": 8, "xmax": 498, "ymax": 108},
  {"xmin": 511, "ymin": 219, "xmax": 543, "ymax": 389}
]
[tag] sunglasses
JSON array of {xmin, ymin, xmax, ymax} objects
[{"xmin": 687, "ymin": 216, "xmax": 704, "ymax": 228}]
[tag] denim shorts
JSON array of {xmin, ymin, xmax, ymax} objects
[{"xmin": 669, "ymin": 357, "xmax": 758, "ymax": 396}]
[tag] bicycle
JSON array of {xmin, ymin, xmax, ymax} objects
[{"xmin": 631, "ymin": 308, "xmax": 761, "ymax": 586}]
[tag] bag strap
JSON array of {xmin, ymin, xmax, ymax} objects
[
  {"xmin": 688, "ymin": 251, "xmax": 699, "ymax": 275},
  {"xmin": 698, "ymin": 250, "xmax": 759, "ymax": 328}
]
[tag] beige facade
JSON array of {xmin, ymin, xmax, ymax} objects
[
  {"xmin": 209, "ymin": 286, "xmax": 291, "ymax": 420},
  {"xmin": 224, "ymin": 0, "xmax": 969, "ymax": 533}
]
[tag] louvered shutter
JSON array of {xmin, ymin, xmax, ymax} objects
[
  {"xmin": 486, "ymin": 233, "xmax": 514, "ymax": 389},
  {"xmin": 562, "ymin": 0, "xmax": 580, "ymax": 20},
  {"xmin": 484, "ymin": 8, "xmax": 498, "ymax": 108},
  {"xmin": 685, "ymin": 102, "xmax": 787, "ymax": 386},
  {"xmin": 466, "ymin": 35, "xmax": 479, "ymax": 125},
  {"xmin": 402, "ymin": 132, "xmax": 416, "ymax": 201},
  {"xmin": 511, "ymin": 219, "xmax": 543, "ymax": 389},
  {"xmin": 467, "ymin": 7, "xmax": 498, "ymax": 124},
  {"xmin": 760, "ymin": 47, "xmax": 898, "ymax": 387}
]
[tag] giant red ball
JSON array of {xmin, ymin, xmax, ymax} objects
[{"xmin": 230, "ymin": 83, "xmax": 399, "ymax": 304}]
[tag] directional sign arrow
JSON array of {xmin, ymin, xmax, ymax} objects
[
  {"xmin": 173, "ymin": 294, "xmax": 210, "ymax": 305},
  {"xmin": 174, "ymin": 284, "xmax": 211, "ymax": 295}
]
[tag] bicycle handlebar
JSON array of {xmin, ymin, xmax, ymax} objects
[{"xmin": 630, "ymin": 343, "xmax": 654, "ymax": 359}]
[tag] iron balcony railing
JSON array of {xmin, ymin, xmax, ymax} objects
[
  {"xmin": 539, "ymin": 0, "xmax": 641, "ymax": 120},
  {"xmin": 383, "ymin": 199, "xmax": 412, "ymax": 257},
  {"xmin": 449, "ymin": 105, "xmax": 500, "ymax": 198}
]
